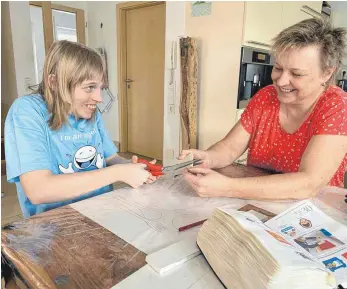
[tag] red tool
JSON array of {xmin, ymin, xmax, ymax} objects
[
  {"xmin": 137, "ymin": 158, "xmax": 164, "ymax": 177},
  {"xmin": 137, "ymin": 158, "xmax": 203, "ymax": 178}
]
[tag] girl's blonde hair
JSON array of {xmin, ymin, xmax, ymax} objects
[
  {"xmin": 32, "ymin": 40, "xmax": 106, "ymax": 130},
  {"xmin": 272, "ymin": 18, "xmax": 347, "ymax": 85}
]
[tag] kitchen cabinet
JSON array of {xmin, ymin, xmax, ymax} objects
[
  {"xmin": 242, "ymin": 2, "xmax": 283, "ymax": 50},
  {"xmin": 281, "ymin": 1, "xmax": 323, "ymax": 30},
  {"xmin": 243, "ymin": 1, "xmax": 322, "ymax": 49}
]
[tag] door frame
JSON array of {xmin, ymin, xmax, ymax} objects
[
  {"xmin": 116, "ymin": 1, "xmax": 165, "ymax": 152},
  {"xmin": 29, "ymin": 1, "xmax": 86, "ymax": 52}
]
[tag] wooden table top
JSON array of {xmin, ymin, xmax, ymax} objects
[
  {"xmin": 1, "ymin": 206, "xmax": 146, "ymax": 289},
  {"xmin": 2, "ymin": 164, "xmax": 346, "ymax": 289}
]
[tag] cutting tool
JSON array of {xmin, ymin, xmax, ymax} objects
[{"xmin": 137, "ymin": 158, "xmax": 203, "ymax": 179}]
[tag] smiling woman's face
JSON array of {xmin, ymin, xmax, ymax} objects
[
  {"xmin": 271, "ymin": 45, "xmax": 332, "ymax": 105},
  {"xmin": 72, "ymin": 78, "xmax": 104, "ymax": 119}
]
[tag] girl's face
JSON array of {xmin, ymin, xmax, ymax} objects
[
  {"xmin": 271, "ymin": 45, "xmax": 333, "ymax": 105},
  {"xmin": 72, "ymin": 78, "xmax": 103, "ymax": 119}
]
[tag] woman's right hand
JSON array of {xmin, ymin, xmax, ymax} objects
[
  {"xmin": 178, "ymin": 149, "xmax": 212, "ymax": 168},
  {"xmin": 118, "ymin": 163, "xmax": 151, "ymax": 188}
]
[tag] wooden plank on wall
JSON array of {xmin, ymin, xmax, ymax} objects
[
  {"xmin": 117, "ymin": 4, "xmax": 128, "ymax": 152},
  {"xmin": 76, "ymin": 9, "xmax": 86, "ymax": 44},
  {"xmin": 42, "ymin": 2, "xmax": 54, "ymax": 52}
]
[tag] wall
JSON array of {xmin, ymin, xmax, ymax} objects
[
  {"xmin": 83, "ymin": 1, "xmax": 245, "ymax": 159},
  {"xmin": 8, "ymin": 2, "xmax": 37, "ymax": 97},
  {"xmin": 1, "ymin": 2, "xmax": 18, "ymax": 136},
  {"xmin": 2, "ymin": 1, "xmax": 89, "ymax": 99},
  {"xmin": 30, "ymin": 5, "xmax": 45, "ymax": 83},
  {"xmin": 85, "ymin": 2, "xmax": 187, "ymax": 163},
  {"xmin": 162, "ymin": 2, "xmax": 186, "ymax": 166},
  {"xmin": 86, "ymin": 1, "xmax": 120, "ymax": 143},
  {"xmin": 1, "ymin": 2, "xmax": 18, "ymax": 106},
  {"xmin": 185, "ymin": 2, "xmax": 245, "ymax": 150},
  {"xmin": 330, "ymin": 1, "xmax": 347, "ymax": 79},
  {"xmin": 52, "ymin": 1, "xmax": 89, "ymax": 44}
]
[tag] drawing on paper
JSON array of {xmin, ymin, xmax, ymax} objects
[
  {"xmin": 71, "ymin": 176, "xmax": 246, "ymax": 254},
  {"xmin": 322, "ymin": 257, "xmax": 347, "ymax": 272},
  {"xmin": 280, "ymin": 225, "xmax": 297, "ymax": 237},
  {"xmin": 299, "ymin": 218, "xmax": 312, "ymax": 229},
  {"xmin": 294, "ymin": 228, "xmax": 345, "ymax": 257}
]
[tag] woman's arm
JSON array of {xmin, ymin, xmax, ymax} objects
[
  {"xmin": 186, "ymin": 135, "xmax": 347, "ymax": 200},
  {"xmin": 20, "ymin": 163, "xmax": 149, "ymax": 205},
  {"xmin": 207, "ymin": 121, "xmax": 251, "ymax": 168},
  {"xmin": 179, "ymin": 121, "xmax": 251, "ymax": 169}
]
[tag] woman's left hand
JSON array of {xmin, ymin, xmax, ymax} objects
[{"xmin": 183, "ymin": 167, "xmax": 234, "ymax": 197}]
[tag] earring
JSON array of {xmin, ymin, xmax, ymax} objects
[{"xmin": 321, "ymin": 82, "xmax": 326, "ymax": 86}]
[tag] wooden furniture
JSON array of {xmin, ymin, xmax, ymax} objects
[
  {"xmin": 242, "ymin": 1, "xmax": 323, "ymax": 50},
  {"xmin": 2, "ymin": 164, "xmax": 345, "ymax": 289},
  {"xmin": 1, "ymin": 206, "xmax": 146, "ymax": 289}
]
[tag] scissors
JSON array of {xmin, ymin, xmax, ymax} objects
[{"xmin": 138, "ymin": 158, "xmax": 203, "ymax": 178}]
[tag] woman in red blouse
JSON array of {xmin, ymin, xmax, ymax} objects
[{"xmin": 179, "ymin": 18, "xmax": 347, "ymax": 200}]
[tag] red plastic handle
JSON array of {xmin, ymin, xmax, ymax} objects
[
  {"xmin": 151, "ymin": 171, "xmax": 165, "ymax": 177},
  {"xmin": 138, "ymin": 158, "xmax": 163, "ymax": 172}
]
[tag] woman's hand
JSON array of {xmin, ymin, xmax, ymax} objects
[
  {"xmin": 183, "ymin": 167, "xmax": 234, "ymax": 198},
  {"xmin": 178, "ymin": 149, "xmax": 212, "ymax": 168}
]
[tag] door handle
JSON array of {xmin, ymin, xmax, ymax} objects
[
  {"xmin": 247, "ymin": 41, "xmax": 272, "ymax": 48},
  {"xmin": 125, "ymin": 79, "xmax": 133, "ymax": 88},
  {"xmin": 301, "ymin": 5, "xmax": 322, "ymax": 18}
]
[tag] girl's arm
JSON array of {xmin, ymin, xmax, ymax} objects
[{"xmin": 20, "ymin": 163, "xmax": 149, "ymax": 204}]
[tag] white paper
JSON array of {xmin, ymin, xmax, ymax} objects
[
  {"xmin": 114, "ymin": 255, "xmax": 224, "ymax": 289},
  {"xmin": 219, "ymin": 208, "xmax": 327, "ymax": 271},
  {"xmin": 71, "ymin": 176, "xmax": 247, "ymax": 254},
  {"xmin": 146, "ymin": 236, "xmax": 201, "ymax": 274},
  {"xmin": 265, "ymin": 200, "xmax": 347, "ymax": 284},
  {"xmin": 70, "ymin": 178, "xmax": 344, "ymax": 289}
]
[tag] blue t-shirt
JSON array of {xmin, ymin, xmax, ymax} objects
[{"xmin": 5, "ymin": 95, "xmax": 118, "ymax": 218}]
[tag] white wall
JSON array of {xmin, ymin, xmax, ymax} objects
[
  {"xmin": 330, "ymin": 1, "xmax": 347, "ymax": 77},
  {"xmin": 8, "ymin": 2, "xmax": 37, "ymax": 97},
  {"xmin": 85, "ymin": 1, "xmax": 188, "ymax": 160},
  {"xmin": 163, "ymin": 2, "xmax": 187, "ymax": 166},
  {"xmin": 185, "ymin": 2, "xmax": 245, "ymax": 150},
  {"xmin": 52, "ymin": 1, "xmax": 89, "ymax": 45},
  {"xmin": 30, "ymin": 5, "xmax": 45, "ymax": 83},
  {"xmin": 86, "ymin": 1, "xmax": 120, "ymax": 143},
  {"xmin": 1, "ymin": 1, "xmax": 18, "ymax": 106},
  {"xmin": 1, "ymin": 1, "xmax": 18, "ymax": 136},
  {"xmin": 5, "ymin": 1, "xmax": 89, "ymax": 97}
]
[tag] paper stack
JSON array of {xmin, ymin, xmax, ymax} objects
[{"xmin": 197, "ymin": 207, "xmax": 340, "ymax": 289}]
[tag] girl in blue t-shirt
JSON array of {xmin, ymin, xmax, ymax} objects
[{"xmin": 5, "ymin": 40, "xmax": 156, "ymax": 218}]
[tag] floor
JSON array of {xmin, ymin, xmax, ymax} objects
[{"xmin": 1, "ymin": 175, "xmax": 23, "ymax": 226}]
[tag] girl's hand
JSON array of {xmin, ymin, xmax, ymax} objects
[
  {"xmin": 131, "ymin": 156, "xmax": 159, "ymax": 184},
  {"xmin": 118, "ymin": 163, "xmax": 151, "ymax": 188}
]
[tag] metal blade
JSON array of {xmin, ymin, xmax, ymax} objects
[{"xmin": 162, "ymin": 159, "xmax": 203, "ymax": 179}]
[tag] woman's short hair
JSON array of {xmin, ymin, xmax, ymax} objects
[
  {"xmin": 32, "ymin": 40, "xmax": 106, "ymax": 130},
  {"xmin": 272, "ymin": 17, "xmax": 347, "ymax": 84}
]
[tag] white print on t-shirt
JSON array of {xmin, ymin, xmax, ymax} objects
[
  {"xmin": 60, "ymin": 128, "xmax": 97, "ymax": 142},
  {"xmin": 58, "ymin": 145, "xmax": 103, "ymax": 174}
]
